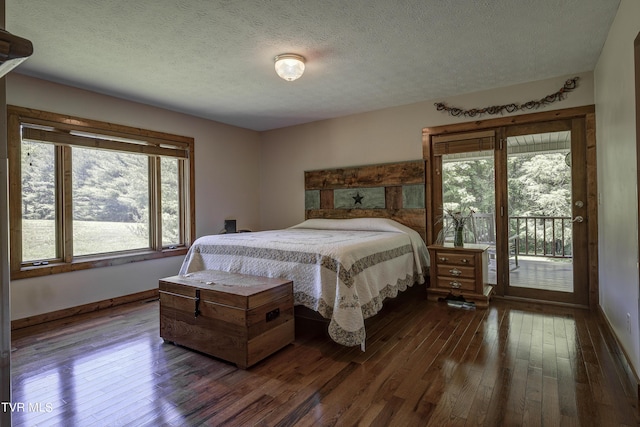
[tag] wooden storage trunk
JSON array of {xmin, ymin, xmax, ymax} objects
[{"xmin": 159, "ymin": 270, "xmax": 294, "ymax": 369}]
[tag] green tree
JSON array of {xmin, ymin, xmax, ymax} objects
[
  {"xmin": 443, "ymin": 150, "xmax": 572, "ymax": 253},
  {"xmin": 21, "ymin": 141, "xmax": 56, "ymax": 220},
  {"xmin": 509, "ymin": 153, "xmax": 571, "ymax": 217},
  {"xmin": 161, "ymin": 157, "xmax": 180, "ymax": 245},
  {"xmin": 72, "ymin": 148, "xmax": 148, "ymax": 222},
  {"xmin": 443, "ymin": 157, "xmax": 495, "ymax": 214}
]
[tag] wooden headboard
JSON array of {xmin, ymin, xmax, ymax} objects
[{"xmin": 304, "ymin": 160, "xmax": 426, "ymax": 241}]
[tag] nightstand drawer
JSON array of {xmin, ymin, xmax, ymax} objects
[
  {"xmin": 433, "ymin": 251, "xmax": 475, "ymax": 266},
  {"xmin": 436, "ymin": 264, "xmax": 475, "ymax": 279},
  {"xmin": 435, "ymin": 277, "xmax": 476, "ymax": 291}
]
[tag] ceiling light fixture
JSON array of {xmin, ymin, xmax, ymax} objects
[{"xmin": 274, "ymin": 54, "xmax": 305, "ymax": 82}]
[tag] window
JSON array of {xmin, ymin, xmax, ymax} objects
[{"xmin": 8, "ymin": 106, "xmax": 195, "ymax": 279}]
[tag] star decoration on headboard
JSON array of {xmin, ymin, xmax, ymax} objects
[{"xmin": 353, "ymin": 192, "xmax": 364, "ymax": 205}]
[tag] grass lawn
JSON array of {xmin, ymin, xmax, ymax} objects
[{"xmin": 22, "ymin": 219, "xmax": 149, "ymax": 261}]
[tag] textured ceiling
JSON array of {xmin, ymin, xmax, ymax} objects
[{"xmin": 6, "ymin": 0, "xmax": 620, "ymax": 131}]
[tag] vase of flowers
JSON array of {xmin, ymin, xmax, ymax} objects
[
  {"xmin": 454, "ymin": 223, "xmax": 465, "ymax": 247},
  {"xmin": 438, "ymin": 207, "xmax": 475, "ymax": 247}
]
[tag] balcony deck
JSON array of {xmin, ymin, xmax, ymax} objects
[{"xmin": 487, "ymin": 255, "xmax": 573, "ymax": 293}]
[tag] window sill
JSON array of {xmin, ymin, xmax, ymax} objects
[{"xmin": 12, "ymin": 247, "xmax": 189, "ymax": 280}]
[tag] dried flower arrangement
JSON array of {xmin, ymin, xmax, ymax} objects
[{"xmin": 436, "ymin": 207, "xmax": 475, "ymax": 247}]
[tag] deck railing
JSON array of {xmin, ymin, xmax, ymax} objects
[
  {"xmin": 510, "ymin": 216, "xmax": 572, "ymax": 258},
  {"xmin": 443, "ymin": 214, "xmax": 573, "ymax": 259}
]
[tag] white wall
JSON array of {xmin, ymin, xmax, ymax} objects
[
  {"xmin": 259, "ymin": 72, "xmax": 595, "ymax": 231},
  {"xmin": 594, "ymin": 0, "xmax": 640, "ymax": 375},
  {"xmin": 7, "ymin": 74, "xmax": 261, "ymax": 320}
]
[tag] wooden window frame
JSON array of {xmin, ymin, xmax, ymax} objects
[{"xmin": 8, "ymin": 106, "xmax": 196, "ymax": 279}]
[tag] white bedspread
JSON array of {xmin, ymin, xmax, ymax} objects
[{"xmin": 178, "ymin": 218, "xmax": 429, "ymax": 347}]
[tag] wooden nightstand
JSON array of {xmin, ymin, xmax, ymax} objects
[{"xmin": 427, "ymin": 243, "xmax": 494, "ymax": 308}]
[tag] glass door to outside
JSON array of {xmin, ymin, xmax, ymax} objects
[
  {"xmin": 431, "ymin": 117, "xmax": 591, "ymax": 307},
  {"xmin": 502, "ymin": 120, "xmax": 589, "ymax": 306}
]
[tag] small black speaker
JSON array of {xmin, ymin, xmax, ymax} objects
[{"xmin": 224, "ymin": 219, "xmax": 237, "ymax": 234}]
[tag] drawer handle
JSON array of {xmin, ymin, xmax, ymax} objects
[
  {"xmin": 450, "ymin": 281, "xmax": 462, "ymax": 289},
  {"xmin": 438, "ymin": 257, "xmax": 448, "ymax": 262},
  {"xmin": 266, "ymin": 308, "xmax": 280, "ymax": 322},
  {"xmin": 449, "ymin": 268, "xmax": 462, "ymax": 276},
  {"xmin": 460, "ymin": 258, "xmax": 470, "ymax": 264},
  {"xmin": 194, "ymin": 289, "xmax": 201, "ymax": 318}
]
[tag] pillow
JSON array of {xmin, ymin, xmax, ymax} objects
[
  {"xmin": 290, "ymin": 217, "xmax": 405, "ymax": 233},
  {"xmin": 290, "ymin": 217, "xmax": 430, "ymax": 271}
]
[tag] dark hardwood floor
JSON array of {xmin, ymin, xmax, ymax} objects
[{"xmin": 10, "ymin": 285, "xmax": 639, "ymax": 426}]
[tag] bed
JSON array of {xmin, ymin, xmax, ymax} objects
[
  {"xmin": 180, "ymin": 160, "xmax": 428, "ymax": 348},
  {"xmin": 179, "ymin": 217, "xmax": 429, "ymax": 348}
]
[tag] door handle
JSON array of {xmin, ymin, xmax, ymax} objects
[{"xmin": 572, "ymin": 216, "xmax": 584, "ymax": 223}]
